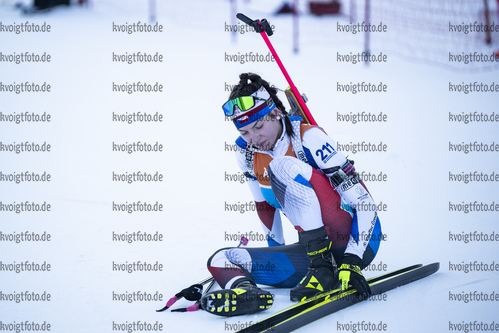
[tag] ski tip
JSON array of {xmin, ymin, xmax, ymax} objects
[{"xmin": 428, "ymin": 262, "xmax": 440, "ymax": 272}]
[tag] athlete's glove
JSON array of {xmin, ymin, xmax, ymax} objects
[{"xmin": 338, "ymin": 254, "xmax": 371, "ymax": 298}]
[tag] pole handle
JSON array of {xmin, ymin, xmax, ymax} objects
[{"xmin": 236, "ymin": 13, "xmax": 273, "ymax": 36}]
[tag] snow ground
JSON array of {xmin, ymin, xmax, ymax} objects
[{"xmin": 1, "ymin": 0, "xmax": 498, "ymax": 332}]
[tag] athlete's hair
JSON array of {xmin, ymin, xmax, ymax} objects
[{"xmin": 230, "ymin": 72, "xmax": 295, "ymax": 137}]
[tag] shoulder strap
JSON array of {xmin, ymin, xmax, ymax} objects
[
  {"xmin": 244, "ymin": 145, "xmax": 256, "ymax": 179},
  {"xmin": 236, "ymin": 136, "xmax": 257, "ymax": 180},
  {"xmin": 290, "ymin": 119, "xmax": 308, "ymax": 164}
]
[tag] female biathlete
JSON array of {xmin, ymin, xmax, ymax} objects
[{"xmin": 201, "ymin": 73, "xmax": 383, "ymax": 316}]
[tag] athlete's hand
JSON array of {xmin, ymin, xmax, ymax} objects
[{"xmin": 338, "ymin": 254, "xmax": 371, "ymax": 298}]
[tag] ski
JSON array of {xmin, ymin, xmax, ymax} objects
[{"xmin": 236, "ymin": 262, "xmax": 439, "ymax": 333}]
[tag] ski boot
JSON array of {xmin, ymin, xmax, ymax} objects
[
  {"xmin": 201, "ymin": 281, "xmax": 273, "ymax": 317},
  {"xmin": 290, "ymin": 226, "xmax": 339, "ymax": 302}
]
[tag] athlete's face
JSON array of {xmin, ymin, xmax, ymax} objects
[{"xmin": 237, "ymin": 111, "xmax": 283, "ymax": 151}]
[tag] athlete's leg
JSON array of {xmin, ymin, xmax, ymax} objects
[
  {"xmin": 207, "ymin": 244, "xmax": 308, "ymax": 289},
  {"xmin": 267, "ymin": 156, "xmax": 352, "ymax": 263},
  {"xmin": 267, "ymin": 156, "xmax": 353, "ymax": 299},
  {"xmin": 203, "ymin": 244, "xmax": 308, "ymax": 316}
]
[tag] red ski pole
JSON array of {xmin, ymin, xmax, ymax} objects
[{"xmin": 236, "ymin": 13, "xmax": 317, "ymax": 126}]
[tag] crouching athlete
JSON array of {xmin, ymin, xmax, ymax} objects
[{"xmin": 201, "ymin": 73, "xmax": 382, "ymax": 316}]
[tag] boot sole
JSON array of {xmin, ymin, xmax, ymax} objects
[{"xmin": 201, "ymin": 288, "xmax": 273, "ymax": 317}]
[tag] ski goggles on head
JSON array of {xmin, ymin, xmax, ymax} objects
[
  {"xmin": 222, "ymin": 89, "xmax": 272, "ymax": 117},
  {"xmin": 222, "ymin": 96, "xmax": 268, "ymax": 117}
]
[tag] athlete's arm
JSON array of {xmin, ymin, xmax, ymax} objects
[{"xmin": 235, "ymin": 149, "xmax": 285, "ymax": 246}]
